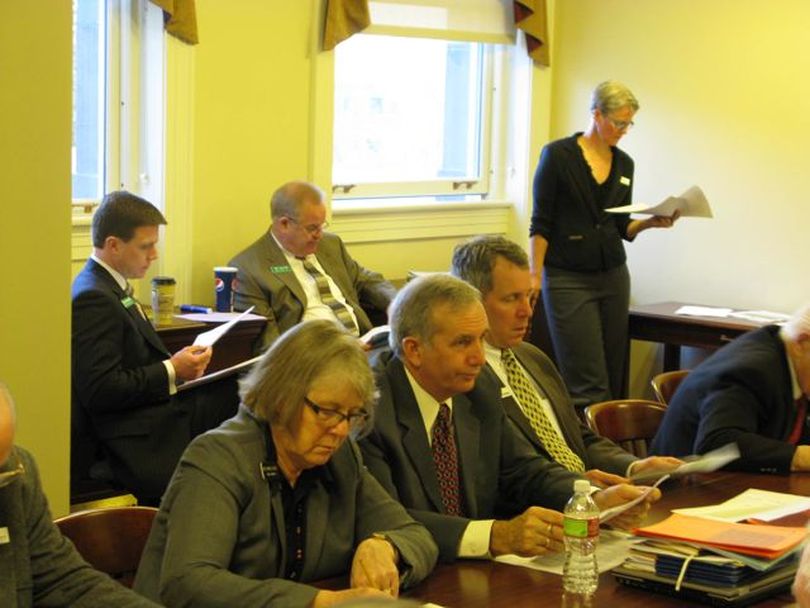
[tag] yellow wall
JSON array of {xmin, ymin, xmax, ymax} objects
[
  {"xmin": 551, "ymin": 0, "xmax": 810, "ymax": 393},
  {"xmin": 185, "ymin": 0, "xmax": 318, "ymax": 304},
  {"xmin": 0, "ymin": 1, "xmax": 72, "ymax": 515}
]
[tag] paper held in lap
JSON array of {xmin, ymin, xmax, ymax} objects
[
  {"xmin": 192, "ymin": 306, "xmax": 255, "ymax": 348},
  {"xmin": 606, "ymin": 185, "xmax": 712, "ymax": 218}
]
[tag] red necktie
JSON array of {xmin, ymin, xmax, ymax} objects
[
  {"xmin": 788, "ymin": 396, "xmax": 807, "ymax": 445},
  {"xmin": 431, "ymin": 403, "xmax": 464, "ymax": 516}
]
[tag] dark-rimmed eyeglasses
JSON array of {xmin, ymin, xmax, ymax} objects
[
  {"xmin": 0, "ymin": 455, "xmax": 25, "ymax": 489},
  {"xmin": 305, "ymin": 397, "xmax": 369, "ymax": 431},
  {"xmin": 607, "ymin": 116, "xmax": 634, "ymax": 131},
  {"xmin": 286, "ymin": 217, "xmax": 329, "ymax": 235}
]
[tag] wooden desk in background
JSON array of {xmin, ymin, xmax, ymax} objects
[
  {"xmin": 629, "ymin": 301, "xmax": 763, "ymax": 372},
  {"xmin": 352, "ymin": 471, "xmax": 804, "ymax": 607},
  {"xmin": 155, "ymin": 315, "xmax": 266, "ymax": 372}
]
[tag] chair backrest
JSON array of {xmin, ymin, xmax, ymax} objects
[
  {"xmin": 584, "ymin": 399, "xmax": 668, "ymax": 457},
  {"xmin": 651, "ymin": 370, "xmax": 690, "ymax": 405},
  {"xmin": 55, "ymin": 506, "xmax": 158, "ymax": 588}
]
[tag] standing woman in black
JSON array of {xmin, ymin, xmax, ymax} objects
[{"xmin": 529, "ymin": 81, "xmax": 677, "ymax": 410}]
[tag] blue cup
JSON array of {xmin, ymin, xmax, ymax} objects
[{"xmin": 214, "ymin": 266, "xmax": 238, "ymax": 312}]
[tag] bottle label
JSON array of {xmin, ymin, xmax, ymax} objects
[{"xmin": 564, "ymin": 516, "xmax": 598, "ymax": 538}]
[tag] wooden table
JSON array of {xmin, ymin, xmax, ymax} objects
[
  {"xmin": 629, "ymin": 302, "xmax": 763, "ymax": 371},
  {"xmin": 154, "ymin": 314, "xmax": 266, "ymax": 372},
  {"xmin": 390, "ymin": 472, "xmax": 809, "ymax": 607}
]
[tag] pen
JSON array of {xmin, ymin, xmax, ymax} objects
[{"xmin": 180, "ymin": 304, "xmax": 213, "ymax": 314}]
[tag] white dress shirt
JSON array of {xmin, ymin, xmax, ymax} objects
[{"xmin": 403, "ymin": 367, "xmax": 493, "ymax": 558}]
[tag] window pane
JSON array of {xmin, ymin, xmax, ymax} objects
[
  {"xmin": 333, "ymin": 35, "xmax": 484, "ymax": 187},
  {"xmin": 72, "ymin": 0, "xmax": 105, "ymax": 200}
]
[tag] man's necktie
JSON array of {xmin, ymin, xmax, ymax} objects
[
  {"xmin": 501, "ymin": 348, "xmax": 586, "ymax": 472},
  {"xmin": 431, "ymin": 403, "xmax": 464, "ymax": 516},
  {"xmin": 301, "ymin": 260, "xmax": 357, "ymax": 334},
  {"xmin": 788, "ymin": 396, "xmax": 808, "ymax": 445},
  {"xmin": 125, "ymin": 283, "xmax": 148, "ymax": 321}
]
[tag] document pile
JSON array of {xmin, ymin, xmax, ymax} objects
[{"xmin": 612, "ymin": 491, "xmax": 809, "ymax": 606}]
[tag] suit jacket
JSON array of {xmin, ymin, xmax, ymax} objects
[
  {"xmin": 651, "ymin": 325, "xmax": 802, "ymax": 474},
  {"xmin": 71, "ymin": 259, "xmax": 237, "ymax": 502},
  {"xmin": 500, "ymin": 342, "xmax": 636, "ymax": 476},
  {"xmin": 229, "ymin": 231, "xmax": 396, "ymax": 352},
  {"xmin": 133, "ymin": 406, "xmax": 437, "ymax": 607},
  {"xmin": 0, "ymin": 446, "xmax": 158, "ymax": 608},
  {"xmin": 358, "ymin": 350, "xmax": 580, "ymax": 562}
]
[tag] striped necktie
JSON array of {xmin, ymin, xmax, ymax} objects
[
  {"xmin": 431, "ymin": 403, "xmax": 464, "ymax": 516},
  {"xmin": 301, "ymin": 260, "xmax": 358, "ymax": 334},
  {"xmin": 501, "ymin": 348, "xmax": 585, "ymax": 472},
  {"xmin": 125, "ymin": 283, "xmax": 147, "ymax": 321}
]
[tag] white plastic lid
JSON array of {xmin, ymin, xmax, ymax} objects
[{"xmin": 574, "ymin": 479, "xmax": 591, "ymax": 493}]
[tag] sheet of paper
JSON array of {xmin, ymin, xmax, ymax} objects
[
  {"xmin": 727, "ymin": 310, "xmax": 791, "ymax": 325},
  {"xmin": 600, "ymin": 474, "xmax": 670, "ymax": 523},
  {"xmin": 674, "ymin": 489, "xmax": 810, "ymax": 523},
  {"xmin": 192, "ymin": 306, "xmax": 255, "ymax": 347},
  {"xmin": 631, "ymin": 443, "xmax": 740, "ymax": 484},
  {"xmin": 495, "ymin": 530, "xmax": 640, "ymax": 574},
  {"xmin": 606, "ymin": 185, "xmax": 712, "ymax": 218},
  {"xmin": 179, "ymin": 311, "xmax": 266, "ymax": 323},
  {"xmin": 674, "ymin": 305, "xmax": 734, "ymax": 318}
]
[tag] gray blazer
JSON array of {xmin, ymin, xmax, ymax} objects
[
  {"xmin": 134, "ymin": 406, "xmax": 437, "ymax": 608},
  {"xmin": 229, "ymin": 231, "xmax": 397, "ymax": 351},
  {"xmin": 501, "ymin": 342, "xmax": 636, "ymax": 476},
  {"xmin": 359, "ymin": 350, "xmax": 581, "ymax": 562},
  {"xmin": 0, "ymin": 447, "xmax": 158, "ymax": 608}
]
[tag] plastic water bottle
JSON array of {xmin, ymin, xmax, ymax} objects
[{"xmin": 562, "ymin": 478, "xmax": 599, "ymax": 595}]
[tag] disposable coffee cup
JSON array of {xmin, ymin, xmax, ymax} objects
[
  {"xmin": 214, "ymin": 266, "xmax": 238, "ymax": 312},
  {"xmin": 151, "ymin": 276, "xmax": 176, "ymax": 325}
]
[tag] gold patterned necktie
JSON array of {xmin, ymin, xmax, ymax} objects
[
  {"xmin": 125, "ymin": 283, "xmax": 147, "ymax": 321},
  {"xmin": 301, "ymin": 259, "xmax": 358, "ymax": 334},
  {"xmin": 501, "ymin": 348, "xmax": 585, "ymax": 472}
]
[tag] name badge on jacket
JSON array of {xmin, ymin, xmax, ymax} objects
[
  {"xmin": 270, "ymin": 265, "xmax": 292, "ymax": 274},
  {"xmin": 620, "ymin": 176, "xmax": 631, "ymax": 186}
]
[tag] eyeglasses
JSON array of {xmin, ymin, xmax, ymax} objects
[
  {"xmin": 0, "ymin": 454, "xmax": 25, "ymax": 489},
  {"xmin": 305, "ymin": 397, "xmax": 369, "ymax": 431},
  {"xmin": 286, "ymin": 217, "xmax": 329, "ymax": 235},
  {"xmin": 607, "ymin": 116, "xmax": 634, "ymax": 131}
]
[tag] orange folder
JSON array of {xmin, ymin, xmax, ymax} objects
[{"xmin": 634, "ymin": 514, "xmax": 807, "ymax": 560}]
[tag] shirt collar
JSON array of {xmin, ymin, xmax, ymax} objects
[
  {"xmin": 403, "ymin": 365, "xmax": 451, "ymax": 438},
  {"xmin": 270, "ymin": 230, "xmax": 314, "ymax": 263},
  {"xmin": 91, "ymin": 254, "xmax": 128, "ymax": 292}
]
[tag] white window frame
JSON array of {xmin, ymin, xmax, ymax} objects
[{"xmin": 331, "ymin": 33, "xmax": 498, "ymax": 203}]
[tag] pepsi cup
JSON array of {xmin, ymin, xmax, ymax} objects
[{"xmin": 214, "ymin": 266, "xmax": 238, "ymax": 312}]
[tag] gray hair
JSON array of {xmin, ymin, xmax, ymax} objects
[
  {"xmin": 590, "ymin": 80, "xmax": 640, "ymax": 115},
  {"xmin": 388, "ymin": 273, "xmax": 481, "ymax": 357},
  {"xmin": 451, "ymin": 235, "xmax": 529, "ymax": 295},
  {"xmin": 781, "ymin": 303, "xmax": 810, "ymax": 343},
  {"xmin": 270, "ymin": 181, "xmax": 324, "ymax": 221},
  {"xmin": 239, "ymin": 320, "xmax": 377, "ymax": 434}
]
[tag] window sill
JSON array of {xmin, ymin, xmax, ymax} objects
[{"xmin": 331, "ymin": 199, "xmax": 513, "ymax": 244}]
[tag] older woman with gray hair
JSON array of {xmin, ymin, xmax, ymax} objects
[
  {"xmin": 529, "ymin": 80, "xmax": 677, "ymax": 410},
  {"xmin": 134, "ymin": 320, "xmax": 438, "ymax": 607}
]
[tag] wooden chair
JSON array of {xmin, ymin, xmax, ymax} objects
[
  {"xmin": 651, "ymin": 369, "xmax": 689, "ymax": 405},
  {"xmin": 55, "ymin": 506, "xmax": 158, "ymax": 588},
  {"xmin": 583, "ymin": 399, "xmax": 668, "ymax": 457}
]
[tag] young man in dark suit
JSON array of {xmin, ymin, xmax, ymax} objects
[
  {"xmin": 358, "ymin": 274, "xmax": 660, "ymax": 563},
  {"xmin": 652, "ymin": 304, "xmax": 810, "ymax": 474},
  {"xmin": 71, "ymin": 191, "xmax": 235, "ymax": 505}
]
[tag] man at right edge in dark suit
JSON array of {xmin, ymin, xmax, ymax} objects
[
  {"xmin": 451, "ymin": 235, "xmax": 681, "ymax": 486},
  {"xmin": 359, "ymin": 273, "xmax": 661, "ymax": 563},
  {"xmin": 651, "ymin": 303, "xmax": 810, "ymax": 474},
  {"xmin": 71, "ymin": 191, "xmax": 235, "ymax": 505}
]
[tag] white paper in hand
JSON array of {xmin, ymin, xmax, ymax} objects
[{"xmin": 192, "ymin": 306, "xmax": 255, "ymax": 348}]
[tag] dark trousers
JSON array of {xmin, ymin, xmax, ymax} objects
[{"xmin": 542, "ymin": 264, "xmax": 630, "ymax": 410}]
